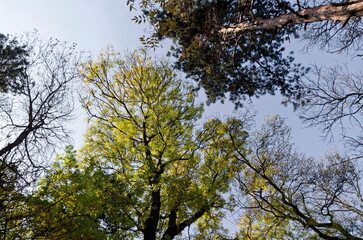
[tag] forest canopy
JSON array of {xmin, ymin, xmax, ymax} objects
[
  {"xmin": 0, "ymin": 0, "xmax": 363, "ymax": 239},
  {"xmin": 13, "ymin": 49, "xmax": 362, "ymax": 240},
  {"xmin": 128, "ymin": 0, "xmax": 363, "ymax": 106}
]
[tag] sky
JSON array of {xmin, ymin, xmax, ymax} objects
[{"xmin": 0, "ymin": 0, "xmax": 354, "ymax": 158}]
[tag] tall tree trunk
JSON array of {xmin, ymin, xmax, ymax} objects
[{"xmin": 143, "ymin": 188, "xmax": 161, "ymax": 240}]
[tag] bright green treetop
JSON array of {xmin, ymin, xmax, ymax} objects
[{"xmin": 33, "ymin": 49, "xmax": 248, "ymax": 240}]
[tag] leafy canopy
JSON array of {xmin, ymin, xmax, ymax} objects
[
  {"xmin": 33, "ymin": 49, "xmax": 249, "ymax": 240},
  {"xmin": 128, "ymin": 0, "xmax": 309, "ymax": 106}
]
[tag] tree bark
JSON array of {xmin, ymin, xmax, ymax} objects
[
  {"xmin": 220, "ymin": 1, "xmax": 363, "ymax": 34},
  {"xmin": 143, "ymin": 188, "xmax": 161, "ymax": 240}
]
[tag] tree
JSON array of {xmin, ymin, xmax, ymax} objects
[
  {"xmin": 127, "ymin": 0, "xmax": 362, "ymax": 106},
  {"xmin": 230, "ymin": 116, "xmax": 363, "ymax": 240},
  {"xmin": 29, "ymin": 146, "xmax": 109, "ymax": 239},
  {"xmin": 0, "ymin": 33, "xmax": 29, "ymax": 93},
  {"xmin": 32, "ymin": 49, "xmax": 248, "ymax": 240},
  {"xmin": 0, "ymin": 34, "xmax": 80, "ymax": 239}
]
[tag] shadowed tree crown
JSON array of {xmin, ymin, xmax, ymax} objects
[{"xmin": 128, "ymin": 0, "xmax": 363, "ymax": 106}]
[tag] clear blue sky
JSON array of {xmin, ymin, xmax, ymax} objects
[{"xmin": 0, "ymin": 0, "xmax": 348, "ymax": 157}]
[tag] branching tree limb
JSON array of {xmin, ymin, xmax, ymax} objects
[
  {"xmin": 232, "ymin": 116, "xmax": 363, "ymax": 239},
  {"xmin": 298, "ymin": 65, "xmax": 363, "ymax": 151},
  {"xmin": 220, "ymin": 1, "xmax": 363, "ymax": 34},
  {"xmin": 0, "ymin": 33, "xmax": 80, "ymax": 238}
]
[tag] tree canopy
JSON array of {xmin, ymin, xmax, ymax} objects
[
  {"xmin": 0, "ymin": 33, "xmax": 28, "ymax": 93},
  {"xmin": 0, "ymin": 45, "xmax": 359, "ymax": 239},
  {"xmin": 1, "ymin": 1, "xmax": 363, "ymax": 239},
  {"xmin": 127, "ymin": 0, "xmax": 363, "ymax": 106},
  {"xmin": 31, "ymin": 49, "xmax": 249, "ymax": 239}
]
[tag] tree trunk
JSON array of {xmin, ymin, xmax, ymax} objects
[
  {"xmin": 220, "ymin": 1, "xmax": 363, "ymax": 34},
  {"xmin": 143, "ymin": 188, "xmax": 161, "ymax": 240}
]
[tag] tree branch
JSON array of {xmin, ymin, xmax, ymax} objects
[{"xmin": 220, "ymin": 1, "xmax": 363, "ymax": 34}]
